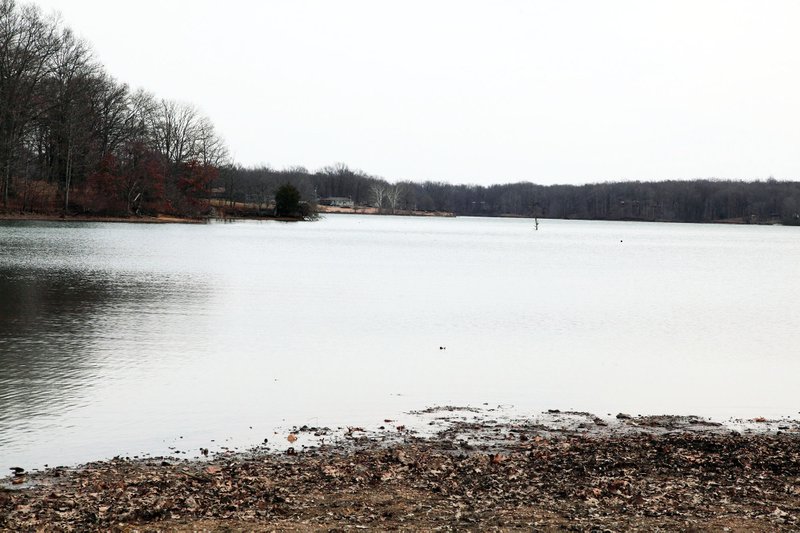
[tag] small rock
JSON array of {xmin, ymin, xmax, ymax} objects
[
  {"xmin": 616, "ymin": 413, "xmax": 632, "ymax": 420},
  {"xmin": 773, "ymin": 507, "xmax": 789, "ymax": 518},
  {"xmin": 394, "ymin": 450, "xmax": 414, "ymax": 465}
]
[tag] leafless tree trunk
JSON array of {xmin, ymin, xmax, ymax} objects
[
  {"xmin": 370, "ymin": 183, "xmax": 386, "ymax": 213},
  {"xmin": 63, "ymin": 137, "xmax": 72, "ymax": 213},
  {"xmin": 0, "ymin": 0, "xmax": 59, "ymax": 207},
  {"xmin": 48, "ymin": 27, "xmax": 96, "ymax": 214},
  {"xmin": 386, "ymin": 184, "xmax": 403, "ymax": 214}
]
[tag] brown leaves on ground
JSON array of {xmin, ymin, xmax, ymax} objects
[{"xmin": 1, "ymin": 428, "xmax": 799, "ymax": 531}]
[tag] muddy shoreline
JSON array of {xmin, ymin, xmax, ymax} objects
[
  {"xmin": 0, "ymin": 213, "xmax": 205, "ymax": 224},
  {"xmin": 0, "ymin": 212, "xmax": 314, "ymax": 224},
  {"xmin": 2, "ymin": 409, "xmax": 799, "ymax": 531}
]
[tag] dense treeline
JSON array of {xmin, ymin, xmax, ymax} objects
[
  {"xmin": 2, "ymin": 0, "xmax": 798, "ymax": 225},
  {"xmin": 0, "ymin": 0, "xmax": 228, "ymax": 217},
  {"xmin": 220, "ymin": 164, "xmax": 800, "ymax": 224}
]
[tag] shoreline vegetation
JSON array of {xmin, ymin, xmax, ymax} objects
[
  {"xmin": 0, "ymin": 0, "xmax": 800, "ymax": 225},
  {"xmin": 2, "ymin": 408, "xmax": 799, "ymax": 531},
  {"xmin": 0, "ymin": 207, "xmax": 795, "ymax": 225},
  {"xmin": 2, "ymin": 3, "xmax": 800, "ymax": 227}
]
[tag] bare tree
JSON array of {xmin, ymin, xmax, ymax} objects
[
  {"xmin": 386, "ymin": 184, "xmax": 404, "ymax": 214},
  {"xmin": 321, "ymin": 162, "xmax": 350, "ymax": 176},
  {"xmin": 195, "ymin": 116, "xmax": 229, "ymax": 167},
  {"xmin": 0, "ymin": 1, "xmax": 235, "ymax": 218},
  {"xmin": 0, "ymin": 0, "xmax": 59, "ymax": 206},
  {"xmin": 90, "ymin": 74, "xmax": 134, "ymax": 159},
  {"xmin": 47, "ymin": 26, "xmax": 97, "ymax": 213},
  {"xmin": 370, "ymin": 183, "xmax": 386, "ymax": 212},
  {"xmin": 150, "ymin": 99, "xmax": 201, "ymax": 167}
]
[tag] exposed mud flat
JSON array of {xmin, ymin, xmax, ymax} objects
[{"xmin": 2, "ymin": 408, "xmax": 799, "ymax": 531}]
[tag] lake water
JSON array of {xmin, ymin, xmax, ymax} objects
[{"xmin": 1, "ymin": 215, "xmax": 799, "ymax": 469}]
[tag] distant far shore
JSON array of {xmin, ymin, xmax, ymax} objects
[
  {"xmin": 0, "ymin": 208, "xmax": 455, "ymax": 223},
  {"xmin": 0, "ymin": 210, "xmax": 794, "ymax": 225},
  {"xmin": 315, "ymin": 205, "xmax": 455, "ymax": 217}
]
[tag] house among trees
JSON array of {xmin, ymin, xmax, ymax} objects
[{"xmin": 319, "ymin": 197, "xmax": 355, "ymax": 208}]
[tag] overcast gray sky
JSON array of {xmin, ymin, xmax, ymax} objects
[{"xmin": 33, "ymin": 0, "xmax": 800, "ymax": 185}]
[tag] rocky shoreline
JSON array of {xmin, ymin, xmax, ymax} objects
[{"xmin": 2, "ymin": 408, "xmax": 799, "ymax": 531}]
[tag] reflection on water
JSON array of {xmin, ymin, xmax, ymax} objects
[
  {"xmin": 1, "ymin": 217, "xmax": 799, "ymax": 469},
  {"xmin": 0, "ymin": 267, "xmax": 208, "ymax": 441},
  {"xmin": 0, "ymin": 222, "xmax": 215, "ymax": 467}
]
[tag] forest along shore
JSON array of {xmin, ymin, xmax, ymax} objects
[
  {"xmin": 314, "ymin": 204, "xmax": 454, "ymax": 217},
  {"xmin": 2, "ymin": 409, "xmax": 799, "ymax": 531},
  {"xmin": 0, "ymin": 213, "xmax": 204, "ymax": 224},
  {"xmin": 0, "ymin": 212, "xmax": 307, "ymax": 224}
]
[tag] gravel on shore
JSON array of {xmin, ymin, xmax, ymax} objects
[{"xmin": 2, "ymin": 409, "xmax": 799, "ymax": 531}]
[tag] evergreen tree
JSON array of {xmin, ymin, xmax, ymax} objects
[{"xmin": 274, "ymin": 183, "xmax": 301, "ymax": 217}]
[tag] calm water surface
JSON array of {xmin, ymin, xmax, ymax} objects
[{"xmin": 1, "ymin": 215, "xmax": 799, "ymax": 468}]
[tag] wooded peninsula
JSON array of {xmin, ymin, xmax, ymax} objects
[{"xmin": 1, "ymin": 0, "xmax": 798, "ymax": 225}]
